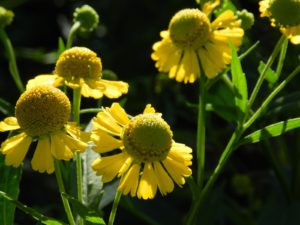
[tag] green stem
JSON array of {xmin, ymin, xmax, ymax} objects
[
  {"xmin": 197, "ymin": 75, "xmax": 206, "ymax": 188},
  {"xmin": 246, "ymin": 35, "xmax": 286, "ymax": 116},
  {"xmin": 243, "ymin": 65, "xmax": 300, "ymax": 130},
  {"xmin": 108, "ymin": 191, "xmax": 122, "ymax": 225},
  {"xmin": 72, "ymin": 88, "xmax": 84, "ymax": 225},
  {"xmin": 0, "ymin": 28, "xmax": 25, "ymax": 93},
  {"xmin": 54, "ymin": 160, "xmax": 76, "ymax": 225},
  {"xmin": 66, "ymin": 21, "xmax": 80, "ymax": 49},
  {"xmin": 80, "ymin": 108, "xmax": 102, "ymax": 114},
  {"xmin": 186, "ymin": 130, "xmax": 243, "ymax": 225},
  {"xmin": 275, "ymin": 38, "xmax": 288, "ymax": 82}
]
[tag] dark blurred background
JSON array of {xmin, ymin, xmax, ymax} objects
[{"xmin": 0, "ymin": 0, "xmax": 300, "ymax": 224}]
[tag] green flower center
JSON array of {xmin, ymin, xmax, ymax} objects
[
  {"xmin": 169, "ymin": 8, "xmax": 211, "ymax": 49},
  {"xmin": 73, "ymin": 4, "xmax": 99, "ymax": 32},
  {"xmin": 55, "ymin": 47, "xmax": 102, "ymax": 79},
  {"xmin": 15, "ymin": 86, "xmax": 71, "ymax": 136},
  {"xmin": 123, "ymin": 114, "xmax": 173, "ymax": 162},
  {"xmin": 269, "ymin": 0, "xmax": 300, "ymax": 26}
]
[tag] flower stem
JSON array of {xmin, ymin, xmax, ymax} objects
[
  {"xmin": 0, "ymin": 28, "xmax": 25, "ymax": 93},
  {"xmin": 72, "ymin": 87, "xmax": 84, "ymax": 225},
  {"xmin": 108, "ymin": 190, "xmax": 122, "ymax": 225},
  {"xmin": 66, "ymin": 21, "xmax": 80, "ymax": 49},
  {"xmin": 54, "ymin": 160, "xmax": 76, "ymax": 225},
  {"xmin": 197, "ymin": 75, "xmax": 206, "ymax": 188}
]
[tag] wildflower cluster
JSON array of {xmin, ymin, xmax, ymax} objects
[{"xmin": 0, "ymin": 1, "xmax": 299, "ymax": 225}]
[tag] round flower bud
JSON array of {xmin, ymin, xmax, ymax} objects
[
  {"xmin": 236, "ymin": 9, "xmax": 255, "ymax": 30},
  {"xmin": 73, "ymin": 4, "xmax": 99, "ymax": 32},
  {"xmin": 15, "ymin": 86, "xmax": 71, "ymax": 136},
  {"xmin": 269, "ymin": 0, "xmax": 300, "ymax": 26},
  {"xmin": 0, "ymin": 6, "xmax": 14, "ymax": 28},
  {"xmin": 169, "ymin": 8, "xmax": 211, "ymax": 49},
  {"xmin": 123, "ymin": 114, "xmax": 173, "ymax": 162}
]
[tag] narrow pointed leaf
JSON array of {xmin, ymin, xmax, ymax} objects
[{"xmin": 239, "ymin": 117, "xmax": 300, "ymax": 146}]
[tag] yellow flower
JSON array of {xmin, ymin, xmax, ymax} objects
[
  {"xmin": 259, "ymin": 0, "xmax": 300, "ymax": 45},
  {"xmin": 91, "ymin": 103, "xmax": 192, "ymax": 200},
  {"xmin": 0, "ymin": 85, "xmax": 87, "ymax": 174},
  {"xmin": 151, "ymin": 1, "xmax": 244, "ymax": 83},
  {"xmin": 26, "ymin": 47, "xmax": 129, "ymax": 99}
]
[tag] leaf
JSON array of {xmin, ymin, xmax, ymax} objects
[
  {"xmin": 82, "ymin": 122, "xmax": 103, "ymax": 210},
  {"xmin": 230, "ymin": 42, "xmax": 248, "ymax": 125},
  {"xmin": 239, "ymin": 117, "xmax": 300, "ymax": 146},
  {"xmin": 62, "ymin": 193, "xmax": 105, "ymax": 225},
  {"xmin": 0, "ymin": 98, "xmax": 13, "ymax": 115},
  {"xmin": 57, "ymin": 37, "xmax": 66, "ymax": 58},
  {"xmin": 0, "ymin": 191, "xmax": 67, "ymax": 225},
  {"xmin": 0, "ymin": 154, "xmax": 22, "ymax": 225},
  {"xmin": 258, "ymin": 61, "xmax": 277, "ymax": 85}
]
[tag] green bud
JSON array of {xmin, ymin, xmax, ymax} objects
[
  {"xmin": 73, "ymin": 4, "xmax": 99, "ymax": 32},
  {"xmin": 0, "ymin": 6, "xmax": 14, "ymax": 28},
  {"xmin": 236, "ymin": 9, "xmax": 255, "ymax": 31}
]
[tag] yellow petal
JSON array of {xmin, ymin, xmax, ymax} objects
[
  {"xmin": 61, "ymin": 133, "xmax": 87, "ymax": 153},
  {"xmin": 143, "ymin": 104, "xmax": 156, "ymax": 114},
  {"xmin": 169, "ymin": 144, "xmax": 193, "ymax": 166},
  {"xmin": 91, "ymin": 153, "xmax": 129, "ymax": 182},
  {"xmin": 212, "ymin": 28, "xmax": 244, "ymax": 47},
  {"xmin": 91, "ymin": 130, "xmax": 123, "ymax": 153},
  {"xmin": 176, "ymin": 49, "xmax": 199, "ymax": 83},
  {"xmin": 64, "ymin": 77, "xmax": 81, "ymax": 89},
  {"xmin": 26, "ymin": 74, "xmax": 63, "ymax": 89},
  {"xmin": 211, "ymin": 10, "xmax": 241, "ymax": 30},
  {"xmin": 97, "ymin": 79, "xmax": 129, "ymax": 99},
  {"xmin": 31, "ymin": 136, "xmax": 54, "ymax": 174},
  {"xmin": 202, "ymin": 0, "xmax": 220, "ymax": 16},
  {"xmin": 153, "ymin": 161, "xmax": 174, "ymax": 196},
  {"xmin": 1, "ymin": 132, "xmax": 32, "ymax": 167},
  {"xmin": 281, "ymin": 25, "xmax": 300, "ymax": 45},
  {"xmin": 81, "ymin": 80, "xmax": 105, "ymax": 99},
  {"xmin": 0, "ymin": 117, "xmax": 20, "ymax": 132},
  {"xmin": 65, "ymin": 123, "xmax": 90, "ymax": 143},
  {"xmin": 198, "ymin": 48, "xmax": 219, "ymax": 78},
  {"xmin": 137, "ymin": 162, "xmax": 157, "ymax": 200},
  {"xmin": 118, "ymin": 163, "xmax": 141, "ymax": 197},
  {"xmin": 50, "ymin": 133, "xmax": 73, "ymax": 160},
  {"xmin": 118, "ymin": 156, "xmax": 133, "ymax": 176},
  {"xmin": 107, "ymin": 103, "xmax": 130, "ymax": 126},
  {"xmin": 92, "ymin": 111, "xmax": 123, "ymax": 136}
]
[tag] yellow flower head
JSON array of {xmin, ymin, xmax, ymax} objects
[
  {"xmin": 26, "ymin": 47, "xmax": 129, "ymax": 99},
  {"xmin": 91, "ymin": 103, "xmax": 192, "ymax": 200},
  {"xmin": 0, "ymin": 85, "xmax": 87, "ymax": 174},
  {"xmin": 151, "ymin": 1, "xmax": 244, "ymax": 83},
  {"xmin": 259, "ymin": 0, "xmax": 300, "ymax": 44}
]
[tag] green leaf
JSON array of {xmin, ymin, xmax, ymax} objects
[
  {"xmin": 239, "ymin": 117, "xmax": 300, "ymax": 146},
  {"xmin": 57, "ymin": 37, "xmax": 66, "ymax": 58},
  {"xmin": 230, "ymin": 42, "xmax": 248, "ymax": 124},
  {"xmin": 0, "ymin": 154, "xmax": 22, "ymax": 225},
  {"xmin": 62, "ymin": 193, "xmax": 105, "ymax": 225},
  {"xmin": 0, "ymin": 191, "xmax": 67, "ymax": 225},
  {"xmin": 0, "ymin": 98, "xmax": 13, "ymax": 115},
  {"xmin": 258, "ymin": 61, "xmax": 277, "ymax": 85}
]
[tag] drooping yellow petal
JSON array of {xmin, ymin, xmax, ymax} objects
[
  {"xmin": 97, "ymin": 79, "xmax": 129, "ymax": 99},
  {"xmin": 26, "ymin": 74, "xmax": 63, "ymax": 90},
  {"xmin": 168, "ymin": 145, "xmax": 193, "ymax": 166},
  {"xmin": 92, "ymin": 111, "xmax": 123, "ymax": 136},
  {"xmin": 50, "ymin": 133, "xmax": 73, "ymax": 160},
  {"xmin": 118, "ymin": 163, "xmax": 141, "ymax": 197},
  {"xmin": 198, "ymin": 48, "xmax": 219, "ymax": 78},
  {"xmin": 143, "ymin": 104, "xmax": 156, "ymax": 114},
  {"xmin": 61, "ymin": 133, "xmax": 87, "ymax": 153},
  {"xmin": 153, "ymin": 161, "xmax": 174, "ymax": 196},
  {"xmin": 212, "ymin": 28, "xmax": 244, "ymax": 47},
  {"xmin": 31, "ymin": 136, "xmax": 54, "ymax": 174},
  {"xmin": 106, "ymin": 103, "xmax": 130, "ymax": 126},
  {"xmin": 118, "ymin": 156, "xmax": 133, "ymax": 176},
  {"xmin": 175, "ymin": 49, "xmax": 199, "ymax": 83},
  {"xmin": 202, "ymin": 0, "xmax": 220, "ymax": 16},
  {"xmin": 91, "ymin": 130, "xmax": 123, "ymax": 153},
  {"xmin": 0, "ymin": 117, "xmax": 20, "ymax": 132},
  {"xmin": 163, "ymin": 156, "xmax": 192, "ymax": 187},
  {"xmin": 65, "ymin": 123, "xmax": 90, "ymax": 143},
  {"xmin": 281, "ymin": 25, "xmax": 300, "ymax": 45},
  {"xmin": 81, "ymin": 79, "xmax": 105, "ymax": 99},
  {"xmin": 63, "ymin": 77, "xmax": 81, "ymax": 89},
  {"xmin": 137, "ymin": 162, "xmax": 158, "ymax": 200},
  {"xmin": 1, "ymin": 132, "xmax": 32, "ymax": 167},
  {"xmin": 91, "ymin": 153, "xmax": 130, "ymax": 182}
]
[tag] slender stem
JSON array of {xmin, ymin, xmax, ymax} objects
[
  {"xmin": 186, "ymin": 130, "xmax": 242, "ymax": 225},
  {"xmin": 108, "ymin": 191, "xmax": 122, "ymax": 225},
  {"xmin": 246, "ymin": 35, "xmax": 286, "ymax": 115},
  {"xmin": 72, "ymin": 88, "xmax": 84, "ymax": 225},
  {"xmin": 0, "ymin": 28, "xmax": 25, "ymax": 93},
  {"xmin": 197, "ymin": 75, "xmax": 206, "ymax": 188},
  {"xmin": 243, "ymin": 65, "xmax": 300, "ymax": 130},
  {"xmin": 275, "ymin": 38, "xmax": 288, "ymax": 82},
  {"xmin": 54, "ymin": 160, "xmax": 76, "ymax": 225},
  {"xmin": 66, "ymin": 21, "xmax": 80, "ymax": 49},
  {"xmin": 80, "ymin": 108, "xmax": 102, "ymax": 114}
]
